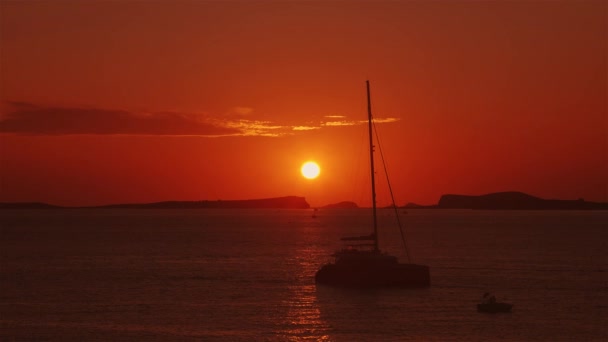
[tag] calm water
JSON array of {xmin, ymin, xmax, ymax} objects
[{"xmin": 1, "ymin": 209, "xmax": 606, "ymax": 341}]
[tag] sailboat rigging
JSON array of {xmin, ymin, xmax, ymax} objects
[{"xmin": 315, "ymin": 80, "xmax": 430, "ymax": 288}]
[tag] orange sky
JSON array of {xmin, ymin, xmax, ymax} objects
[{"xmin": 1, "ymin": 1, "xmax": 606, "ymax": 207}]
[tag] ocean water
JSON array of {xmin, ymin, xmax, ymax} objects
[{"xmin": 1, "ymin": 209, "xmax": 606, "ymax": 341}]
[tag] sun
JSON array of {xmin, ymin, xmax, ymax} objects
[{"xmin": 301, "ymin": 161, "xmax": 321, "ymax": 179}]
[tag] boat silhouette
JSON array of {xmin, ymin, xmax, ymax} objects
[
  {"xmin": 477, "ymin": 293, "xmax": 513, "ymax": 313},
  {"xmin": 315, "ymin": 81, "xmax": 430, "ymax": 288}
]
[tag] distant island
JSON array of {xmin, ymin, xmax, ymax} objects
[
  {"xmin": 2, "ymin": 192, "xmax": 606, "ymax": 210},
  {"xmin": 404, "ymin": 191, "xmax": 608, "ymax": 210},
  {"xmin": 0, "ymin": 196, "xmax": 310, "ymax": 210},
  {"xmin": 320, "ymin": 201, "xmax": 359, "ymax": 209},
  {"xmin": 0, "ymin": 202, "xmax": 63, "ymax": 209}
]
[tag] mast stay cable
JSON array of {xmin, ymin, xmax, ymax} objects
[{"xmin": 372, "ymin": 119, "xmax": 411, "ymax": 262}]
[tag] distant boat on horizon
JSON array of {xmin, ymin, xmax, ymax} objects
[
  {"xmin": 477, "ymin": 293, "xmax": 513, "ymax": 313},
  {"xmin": 315, "ymin": 81, "xmax": 430, "ymax": 288}
]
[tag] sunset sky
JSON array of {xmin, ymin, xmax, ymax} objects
[{"xmin": 1, "ymin": 1, "xmax": 606, "ymax": 207}]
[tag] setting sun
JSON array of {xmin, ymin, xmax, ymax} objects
[{"xmin": 301, "ymin": 161, "xmax": 321, "ymax": 179}]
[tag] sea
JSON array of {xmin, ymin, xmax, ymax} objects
[{"xmin": 0, "ymin": 209, "xmax": 606, "ymax": 341}]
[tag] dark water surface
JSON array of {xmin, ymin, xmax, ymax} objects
[{"xmin": 1, "ymin": 209, "xmax": 606, "ymax": 341}]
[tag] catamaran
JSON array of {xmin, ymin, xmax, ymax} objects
[{"xmin": 315, "ymin": 81, "xmax": 431, "ymax": 288}]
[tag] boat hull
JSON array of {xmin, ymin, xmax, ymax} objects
[{"xmin": 315, "ymin": 263, "xmax": 430, "ymax": 288}]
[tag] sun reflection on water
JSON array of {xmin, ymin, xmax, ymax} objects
[
  {"xmin": 277, "ymin": 242, "xmax": 332, "ymax": 341},
  {"xmin": 281, "ymin": 284, "xmax": 331, "ymax": 341}
]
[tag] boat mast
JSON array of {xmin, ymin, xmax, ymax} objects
[{"xmin": 366, "ymin": 80, "xmax": 379, "ymax": 252}]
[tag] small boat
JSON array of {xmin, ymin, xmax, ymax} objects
[
  {"xmin": 477, "ymin": 293, "xmax": 513, "ymax": 313},
  {"xmin": 315, "ymin": 81, "xmax": 430, "ymax": 288}
]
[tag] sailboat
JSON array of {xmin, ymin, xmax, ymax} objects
[{"xmin": 315, "ymin": 81, "xmax": 431, "ymax": 288}]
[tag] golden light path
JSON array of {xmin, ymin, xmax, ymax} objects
[{"xmin": 301, "ymin": 161, "xmax": 320, "ymax": 179}]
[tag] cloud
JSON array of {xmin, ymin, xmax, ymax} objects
[
  {"xmin": 323, "ymin": 120, "xmax": 358, "ymax": 127},
  {"xmin": 0, "ymin": 102, "xmax": 240, "ymax": 137},
  {"xmin": 372, "ymin": 117, "xmax": 399, "ymax": 124},
  {"xmin": 221, "ymin": 119, "xmax": 285, "ymax": 137},
  {"xmin": 0, "ymin": 102, "xmax": 400, "ymax": 137},
  {"xmin": 292, "ymin": 126, "xmax": 321, "ymax": 131},
  {"xmin": 322, "ymin": 117, "xmax": 400, "ymax": 127}
]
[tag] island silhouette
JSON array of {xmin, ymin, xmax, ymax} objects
[
  {"xmin": 0, "ymin": 196, "xmax": 310, "ymax": 209},
  {"xmin": 404, "ymin": 191, "xmax": 608, "ymax": 210},
  {"xmin": 320, "ymin": 201, "xmax": 359, "ymax": 209},
  {"xmin": 1, "ymin": 192, "xmax": 606, "ymax": 210}
]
